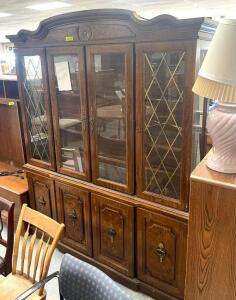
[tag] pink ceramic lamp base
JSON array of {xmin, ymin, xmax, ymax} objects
[{"xmin": 207, "ymin": 103, "xmax": 236, "ymax": 173}]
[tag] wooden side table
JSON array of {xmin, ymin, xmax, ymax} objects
[
  {"xmin": 0, "ymin": 162, "xmax": 28, "ymax": 227},
  {"xmin": 185, "ymin": 153, "xmax": 236, "ymax": 300}
]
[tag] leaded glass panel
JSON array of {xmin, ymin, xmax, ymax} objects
[
  {"xmin": 144, "ymin": 51, "xmax": 185, "ymax": 199},
  {"xmin": 23, "ymin": 55, "xmax": 49, "ymax": 162}
]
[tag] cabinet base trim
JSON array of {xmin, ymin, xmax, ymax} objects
[{"xmin": 58, "ymin": 242, "xmax": 182, "ymax": 300}]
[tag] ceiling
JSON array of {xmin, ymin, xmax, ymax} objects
[{"xmin": 1, "ymin": 0, "xmax": 236, "ymax": 42}]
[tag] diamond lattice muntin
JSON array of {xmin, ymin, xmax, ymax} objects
[
  {"xmin": 144, "ymin": 51, "xmax": 185, "ymax": 200},
  {"xmin": 23, "ymin": 55, "xmax": 49, "ymax": 162}
]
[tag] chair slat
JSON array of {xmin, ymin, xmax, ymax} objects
[
  {"xmin": 39, "ymin": 237, "xmax": 50, "ymax": 282},
  {"xmin": 32, "ymin": 233, "xmax": 44, "ymax": 283},
  {"xmin": 20, "ymin": 224, "xmax": 30, "ymax": 275},
  {"xmin": 12, "ymin": 204, "xmax": 27, "ymax": 274},
  {"xmin": 26, "ymin": 228, "xmax": 37, "ymax": 278},
  {"xmin": 39, "ymin": 223, "xmax": 65, "ymax": 296}
]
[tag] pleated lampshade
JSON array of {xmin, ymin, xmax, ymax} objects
[{"xmin": 193, "ymin": 19, "xmax": 236, "ymax": 103}]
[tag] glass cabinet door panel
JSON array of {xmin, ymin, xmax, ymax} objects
[
  {"xmin": 47, "ymin": 47, "xmax": 90, "ymax": 180},
  {"xmin": 144, "ymin": 51, "xmax": 185, "ymax": 200},
  {"xmin": 136, "ymin": 42, "xmax": 193, "ymax": 209},
  {"xmin": 87, "ymin": 45, "xmax": 133, "ymax": 193},
  {"xmin": 17, "ymin": 49, "xmax": 55, "ymax": 170}
]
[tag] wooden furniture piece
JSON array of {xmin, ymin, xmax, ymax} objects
[
  {"xmin": 0, "ymin": 198, "xmax": 14, "ymax": 276},
  {"xmin": 8, "ymin": 10, "xmax": 216, "ymax": 300},
  {"xmin": 0, "ymin": 204, "xmax": 65, "ymax": 300},
  {"xmin": 16, "ymin": 253, "xmax": 132, "ymax": 300},
  {"xmin": 0, "ymin": 162, "xmax": 28, "ymax": 227},
  {"xmin": 185, "ymin": 153, "xmax": 236, "ymax": 300},
  {"xmin": 0, "ymin": 75, "xmax": 25, "ymax": 167}
]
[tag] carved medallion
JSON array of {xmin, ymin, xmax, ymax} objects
[{"xmin": 77, "ymin": 25, "xmax": 93, "ymax": 41}]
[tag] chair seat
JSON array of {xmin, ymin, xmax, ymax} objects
[{"xmin": 0, "ymin": 273, "xmax": 46, "ymax": 300}]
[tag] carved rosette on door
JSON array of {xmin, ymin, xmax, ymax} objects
[{"xmin": 77, "ymin": 25, "xmax": 93, "ymax": 41}]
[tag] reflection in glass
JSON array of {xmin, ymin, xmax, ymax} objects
[
  {"xmin": 94, "ymin": 53, "xmax": 127, "ymax": 184},
  {"xmin": 144, "ymin": 51, "xmax": 185, "ymax": 199},
  {"xmin": 23, "ymin": 55, "xmax": 49, "ymax": 162},
  {"xmin": 54, "ymin": 55, "xmax": 84, "ymax": 173}
]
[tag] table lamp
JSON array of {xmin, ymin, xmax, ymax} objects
[{"xmin": 193, "ymin": 19, "xmax": 236, "ymax": 173}]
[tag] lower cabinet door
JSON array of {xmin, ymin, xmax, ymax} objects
[
  {"xmin": 137, "ymin": 208, "xmax": 187, "ymax": 299},
  {"xmin": 91, "ymin": 193, "xmax": 134, "ymax": 277},
  {"xmin": 27, "ymin": 173, "xmax": 55, "ymax": 218},
  {"xmin": 55, "ymin": 182, "xmax": 92, "ymax": 256}
]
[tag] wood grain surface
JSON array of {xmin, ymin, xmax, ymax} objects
[{"xmin": 185, "ymin": 158, "xmax": 236, "ymax": 300}]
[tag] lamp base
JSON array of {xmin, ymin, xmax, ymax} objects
[{"xmin": 206, "ymin": 103, "xmax": 236, "ymax": 174}]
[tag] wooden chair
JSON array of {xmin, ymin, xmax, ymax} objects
[
  {"xmin": 0, "ymin": 204, "xmax": 65, "ymax": 300},
  {"xmin": 16, "ymin": 254, "xmax": 132, "ymax": 300},
  {"xmin": 0, "ymin": 197, "xmax": 14, "ymax": 276}
]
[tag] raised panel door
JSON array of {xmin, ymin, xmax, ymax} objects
[
  {"xmin": 55, "ymin": 182, "xmax": 92, "ymax": 256},
  {"xmin": 137, "ymin": 208, "xmax": 187, "ymax": 299},
  {"xmin": 27, "ymin": 173, "xmax": 56, "ymax": 219},
  {"xmin": 91, "ymin": 193, "xmax": 134, "ymax": 277}
]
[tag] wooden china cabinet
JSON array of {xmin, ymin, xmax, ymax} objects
[{"xmin": 8, "ymin": 10, "xmax": 216, "ymax": 300}]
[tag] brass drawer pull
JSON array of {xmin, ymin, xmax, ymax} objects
[
  {"xmin": 107, "ymin": 226, "xmax": 116, "ymax": 243},
  {"xmin": 68, "ymin": 209, "xmax": 78, "ymax": 220},
  {"xmin": 38, "ymin": 197, "xmax": 46, "ymax": 206},
  {"xmin": 156, "ymin": 242, "xmax": 167, "ymax": 263}
]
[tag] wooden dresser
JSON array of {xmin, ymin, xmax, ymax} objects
[
  {"xmin": 8, "ymin": 10, "xmax": 216, "ymax": 300},
  {"xmin": 185, "ymin": 154, "xmax": 236, "ymax": 300}
]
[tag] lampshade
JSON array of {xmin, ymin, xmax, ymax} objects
[{"xmin": 193, "ymin": 19, "xmax": 236, "ymax": 104}]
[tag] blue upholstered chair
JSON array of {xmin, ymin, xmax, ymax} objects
[{"xmin": 16, "ymin": 253, "xmax": 132, "ymax": 300}]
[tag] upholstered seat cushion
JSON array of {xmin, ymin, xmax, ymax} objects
[
  {"xmin": 59, "ymin": 254, "xmax": 132, "ymax": 300},
  {"xmin": 0, "ymin": 273, "xmax": 46, "ymax": 300}
]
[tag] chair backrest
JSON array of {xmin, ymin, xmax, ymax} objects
[
  {"xmin": 59, "ymin": 254, "xmax": 132, "ymax": 300},
  {"xmin": 0, "ymin": 197, "xmax": 14, "ymax": 275},
  {"xmin": 12, "ymin": 204, "xmax": 65, "ymax": 295}
]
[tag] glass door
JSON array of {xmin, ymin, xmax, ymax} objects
[
  {"xmin": 16, "ymin": 48, "xmax": 55, "ymax": 170},
  {"xmin": 136, "ymin": 41, "xmax": 195, "ymax": 210},
  {"xmin": 47, "ymin": 47, "xmax": 90, "ymax": 180},
  {"xmin": 86, "ymin": 44, "xmax": 134, "ymax": 193}
]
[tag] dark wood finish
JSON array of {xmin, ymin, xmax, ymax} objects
[
  {"xmin": 0, "ymin": 198, "xmax": 14, "ymax": 276},
  {"xmin": 55, "ymin": 181, "xmax": 92, "ymax": 256},
  {"xmin": 7, "ymin": 10, "xmax": 216, "ymax": 47},
  {"xmin": 27, "ymin": 172, "xmax": 56, "ymax": 220},
  {"xmin": 47, "ymin": 47, "xmax": 91, "ymax": 181},
  {"xmin": 0, "ymin": 162, "xmax": 28, "ymax": 227},
  {"xmin": 137, "ymin": 208, "xmax": 187, "ymax": 299},
  {"xmin": 0, "ymin": 76, "xmax": 25, "ymax": 167},
  {"xmin": 86, "ymin": 44, "xmax": 134, "ymax": 194},
  {"xmin": 136, "ymin": 41, "xmax": 196, "ymax": 211},
  {"xmin": 91, "ymin": 193, "xmax": 134, "ymax": 277},
  {"xmin": 8, "ymin": 10, "xmax": 217, "ymax": 300},
  {"xmin": 16, "ymin": 48, "xmax": 55, "ymax": 171},
  {"xmin": 185, "ymin": 154, "xmax": 236, "ymax": 300},
  {"xmin": 0, "ymin": 100, "xmax": 25, "ymax": 167},
  {"xmin": 59, "ymin": 241, "xmax": 181, "ymax": 300},
  {"xmin": 24, "ymin": 163, "xmax": 189, "ymax": 221}
]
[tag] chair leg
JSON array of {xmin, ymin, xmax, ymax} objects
[{"xmin": 60, "ymin": 293, "xmax": 63, "ymax": 300}]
